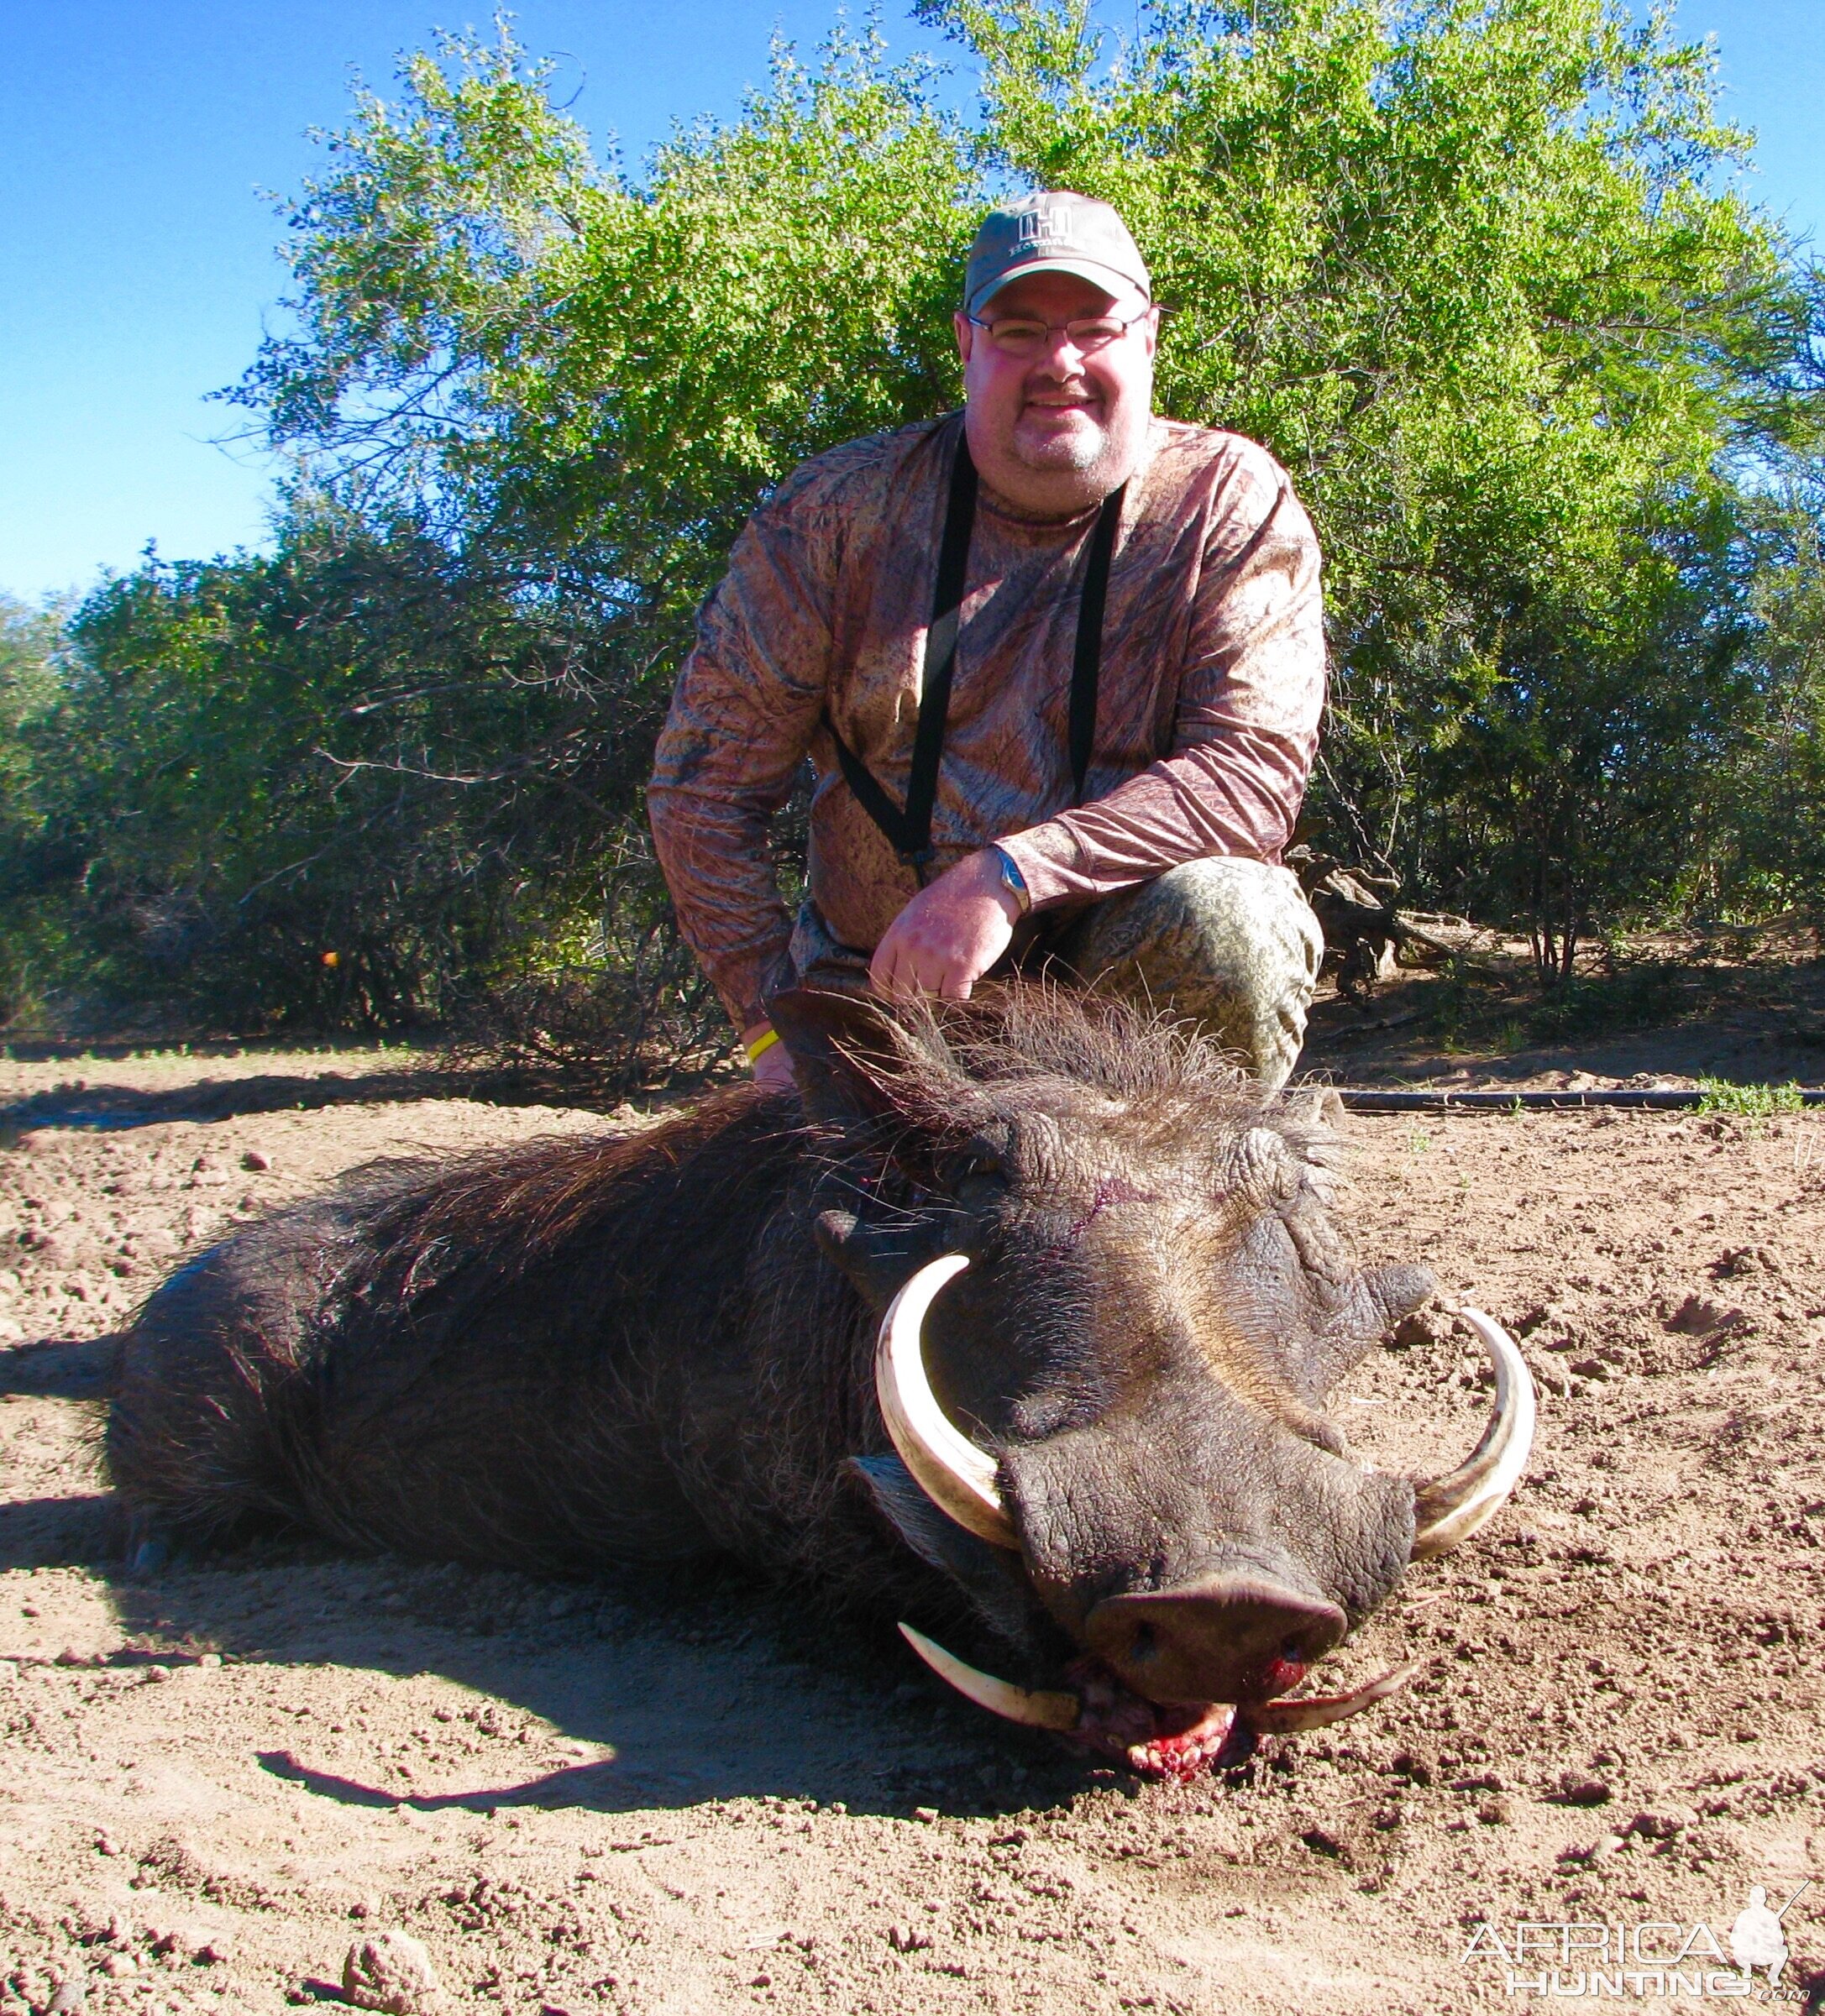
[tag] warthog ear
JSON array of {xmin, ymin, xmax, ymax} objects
[{"xmin": 769, "ymin": 987, "xmax": 910, "ymax": 1123}]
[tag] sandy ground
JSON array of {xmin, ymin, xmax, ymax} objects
[{"xmin": 1, "ymin": 1034, "xmax": 1822, "ymax": 2014}]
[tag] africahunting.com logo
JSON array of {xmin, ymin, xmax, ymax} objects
[{"xmin": 1461, "ymin": 1882, "xmax": 1812, "ymax": 1999}]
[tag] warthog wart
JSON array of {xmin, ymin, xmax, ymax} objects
[{"xmin": 108, "ymin": 986, "xmax": 1533, "ymax": 1778}]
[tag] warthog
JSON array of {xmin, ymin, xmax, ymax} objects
[{"xmin": 108, "ymin": 987, "xmax": 1533, "ymax": 1778}]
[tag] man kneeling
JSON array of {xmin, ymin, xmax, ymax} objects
[{"xmin": 648, "ymin": 191, "xmax": 1325, "ymax": 1092}]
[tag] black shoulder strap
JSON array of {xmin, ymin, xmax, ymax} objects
[
  {"xmin": 1070, "ymin": 480, "xmax": 1124, "ymax": 806},
  {"xmin": 826, "ymin": 429, "xmax": 977, "ymax": 880},
  {"xmin": 825, "ymin": 427, "xmax": 1122, "ymax": 883}
]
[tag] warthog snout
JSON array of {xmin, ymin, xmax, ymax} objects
[{"xmin": 1084, "ymin": 1573, "xmax": 1349, "ymax": 1704}]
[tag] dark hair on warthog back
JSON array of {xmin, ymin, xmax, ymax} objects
[
  {"xmin": 326, "ymin": 1081, "xmax": 797, "ymax": 1324},
  {"xmin": 103, "ymin": 1088, "xmax": 795, "ymax": 1523}
]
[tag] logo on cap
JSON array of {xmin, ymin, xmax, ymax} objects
[{"xmin": 1016, "ymin": 205, "xmax": 1076, "ymax": 247}]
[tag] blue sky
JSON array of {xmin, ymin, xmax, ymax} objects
[{"xmin": 2, "ymin": 1, "xmax": 1819, "ymax": 605}]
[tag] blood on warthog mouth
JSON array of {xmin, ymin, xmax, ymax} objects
[
  {"xmin": 1063, "ymin": 1656, "xmax": 1248, "ymax": 1780},
  {"xmin": 1260, "ymin": 1653, "xmax": 1309, "ymax": 1697},
  {"xmin": 898, "ymin": 1625, "xmax": 1421, "ymax": 1783}
]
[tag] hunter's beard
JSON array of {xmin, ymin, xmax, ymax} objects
[
  {"xmin": 1012, "ymin": 395, "xmax": 1113, "ymax": 474},
  {"xmin": 1004, "ymin": 398, "xmax": 1146, "ymax": 511},
  {"xmin": 1013, "ymin": 412, "xmax": 1106, "ymax": 471}
]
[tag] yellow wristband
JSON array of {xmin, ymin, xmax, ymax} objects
[{"xmin": 744, "ymin": 1027, "xmax": 781, "ymax": 1065}]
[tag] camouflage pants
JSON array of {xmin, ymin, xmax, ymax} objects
[{"xmin": 789, "ymin": 856, "xmax": 1324, "ymax": 1093}]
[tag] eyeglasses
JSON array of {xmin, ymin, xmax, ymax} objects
[{"xmin": 963, "ymin": 305, "xmax": 1154, "ymax": 358}]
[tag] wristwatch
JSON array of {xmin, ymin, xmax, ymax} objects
[{"xmin": 990, "ymin": 845, "xmax": 1032, "ymax": 915}]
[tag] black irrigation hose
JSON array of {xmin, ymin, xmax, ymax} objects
[{"xmin": 1331, "ymin": 1087, "xmax": 1825, "ymax": 1113}]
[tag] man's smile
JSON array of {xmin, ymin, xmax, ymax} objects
[{"xmin": 1018, "ymin": 385, "xmax": 1106, "ymax": 444}]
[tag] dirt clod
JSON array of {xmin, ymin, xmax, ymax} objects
[
  {"xmin": 1555, "ymin": 1773, "xmax": 1614, "ymax": 1807},
  {"xmin": 343, "ymin": 1929, "xmax": 440, "ymax": 2013},
  {"xmin": 1388, "ymin": 1303, "xmax": 1457, "ymax": 1350},
  {"xmin": 1628, "ymin": 1807, "xmax": 1697, "ymax": 1840}
]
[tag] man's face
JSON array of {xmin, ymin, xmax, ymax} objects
[{"xmin": 955, "ymin": 270, "xmax": 1158, "ymax": 515}]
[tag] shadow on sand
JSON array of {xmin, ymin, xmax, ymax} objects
[
  {"xmin": 2, "ymin": 1480, "xmax": 1087, "ymax": 1822},
  {"xmin": 0, "ymin": 1333, "xmax": 118, "ymax": 1401},
  {"xmin": 0, "ymin": 1062, "xmax": 629, "ymax": 1139},
  {"xmin": 0, "ymin": 1321, "xmax": 1076, "ymax": 1820}
]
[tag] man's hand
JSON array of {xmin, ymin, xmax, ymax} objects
[
  {"xmin": 742, "ymin": 1021, "xmax": 797, "ymax": 1091},
  {"xmin": 868, "ymin": 848, "xmax": 1023, "ymax": 1001}
]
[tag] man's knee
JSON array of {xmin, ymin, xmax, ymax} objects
[{"xmin": 1052, "ymin": 856, "xmax": 1322, "ymax": 1087}]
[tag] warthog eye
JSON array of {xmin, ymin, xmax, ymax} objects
[{"xmin": 943, "ymin": 1137, "xmax": 1010, "ymax": 1194}]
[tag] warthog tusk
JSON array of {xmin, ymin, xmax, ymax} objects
[
  {"xmin": 897, "ymin": 1623, "xmax": 1081, "ymax": 1732},
  {"xmin": 1246, "ymin": 1660, "xmax": 1421, "ymax": 1734},
  {"xmin": 1409, "ymin": 1306, "xmax": 1537, "ymax": 1559},
  {"xmin": 875, "ymin": 1254, "xmax": 1020, "ymax": 1551}
]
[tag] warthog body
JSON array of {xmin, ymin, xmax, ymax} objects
[{"xmin": 110, "ymin": 988, "xmax": 1521, "ymax": 1773}]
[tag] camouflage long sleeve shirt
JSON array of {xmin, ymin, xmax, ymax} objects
[{"xmin": 648, "ymin": 412, "xmax": 1325, "ymax": 1034}]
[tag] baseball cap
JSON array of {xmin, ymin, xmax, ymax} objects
[{"xmin": 963, "ymin": 191, "xmax": 1152, "ymax": 316}]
